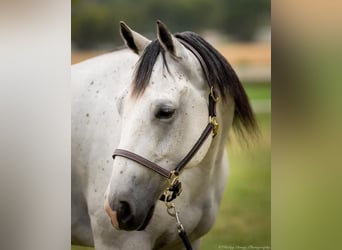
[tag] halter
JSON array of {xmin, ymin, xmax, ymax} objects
[{"xmin": 112, "ymin": 39, "xmax": 219, "ymax": 250}]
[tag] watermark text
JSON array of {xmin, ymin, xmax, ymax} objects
[{"xmin": 218, "ymin": 245, "xmax": 270, "ymax": 250}]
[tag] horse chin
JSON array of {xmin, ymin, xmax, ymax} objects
[{"xmin": 137, "ymin": 205, "xmax": 155, "ymax": 231}]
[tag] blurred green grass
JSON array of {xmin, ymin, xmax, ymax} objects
[
  {"xmin": 72, "ymin": 83, "xmax": 271, "ymax": 250},
  {"xmin": 72, "ymin": 246, "xmax": 92, "ymax": 250},
  {"xmin": 243, "ymin": 82, "xmax": 271, "ymax": 100}
]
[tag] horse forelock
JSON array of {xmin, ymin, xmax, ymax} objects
[
  {"xmin": 132, "ymin": 32, "xmax": 258, "ymax": 139},
  {"xmin": 132, "ymin": 40, "xmax": 167, "ymax": 97}
]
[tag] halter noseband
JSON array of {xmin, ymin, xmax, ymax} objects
[{"xmin": 112, "ymin": 39, "xmax": 219, "ymax": 203}]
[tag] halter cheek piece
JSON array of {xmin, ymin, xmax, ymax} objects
[
  {"xmin": 112, "ymin": 39, "xmax": 219, "ymax": 203},
  {"xmin": 112, "ymin": 39, "xmax": 218, "ymax": 250}
]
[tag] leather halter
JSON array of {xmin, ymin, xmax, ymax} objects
[{"xmin": 112, "ymin": 38, "xmax": 219, "ymax": 202}]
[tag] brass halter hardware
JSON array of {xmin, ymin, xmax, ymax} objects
[
  {"xmin": 162, "ymin": 170, "xmax": 182, "ymax": 207},
  {"xmin": 168, "ymin": 170, "xmax": 180, "ymax": 187},
  {"xmin": 209, "ymin": 86, "xmax": 219, "ymax": 137},
  {"xmin": 209, "ymin": 116, "xmax": 219, "ymax": 137},
  {"xmin": 210, "ymin": 86, "xmax": 219, "ymax": 103}
]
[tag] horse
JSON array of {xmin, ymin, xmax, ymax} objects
[{"xmin": 71, "ymin": 20, "xmax": 257, "ymax": 250}]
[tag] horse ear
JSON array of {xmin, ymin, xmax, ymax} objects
[
  {"xmin": 156, "ymin": 20, "xmax": 188, "ymax": 60},
  {"xmin": 120, "ymin": 21, "xmax": 151, "ymax": 55}
]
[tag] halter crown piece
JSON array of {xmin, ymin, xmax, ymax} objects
[{"xmin": 112, "ymin": 38, "xmax": 219, "ymax": 250}]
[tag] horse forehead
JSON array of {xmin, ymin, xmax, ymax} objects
[
  {"xmin": 143, "ymin": 73, "xmax": 182, "ymax": 96},
  {"xmin": 139, "ymin": 85, "xmax": 185, "ymax": 108}
]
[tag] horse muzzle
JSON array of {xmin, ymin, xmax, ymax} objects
[{"xmin": 104, "ymin": 196, "xmax": 155, "ymax": 231}]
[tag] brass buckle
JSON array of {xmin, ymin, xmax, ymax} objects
[
  {"xmin": 162, "ymin": 170, "xmax": 182, "ymax": 206},
  {"xmin": 210, "ymin": 86, "xmax": 219, "ymax": 103},
  {"xmin": 209, "ymin": 116, "xmax": 219, "ymax": 137},
  {"xmin": 168, "ymin": 170, "xmax": 179, "ymax": 187}
]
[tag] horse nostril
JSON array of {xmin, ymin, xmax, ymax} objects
[{"xmin": 118, "ymin": 201, "xmax": 134, "ymax": 224}]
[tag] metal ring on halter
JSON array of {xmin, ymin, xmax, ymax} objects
[
  {"xmin": 210, "ymin": 86, "xmax": 219, "ymax": 103},
  {"xmin": 166, "ymin": 203, "xmax": 177, "ymax": 217}
]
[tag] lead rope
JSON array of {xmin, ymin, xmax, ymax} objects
[
  {"xmin": 165, "ymin": 202, "xmax": 192, "ymax": 250},
  {"xmin": 162, "ymin": 171, "xmax": 192, "ymax": 249}
]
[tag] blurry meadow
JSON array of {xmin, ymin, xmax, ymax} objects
[{"xmin": 72, "ymin": 1, "xmax": 270, "ymax": 249}]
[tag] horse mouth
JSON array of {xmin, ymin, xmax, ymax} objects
[{"xmin": 117, "ymin": 204, "xmax": 155, "ymax": 231}]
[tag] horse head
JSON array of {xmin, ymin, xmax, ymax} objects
[{"xmin": 104, "ymin": 21, "xmax": 257, "ymax": 231}]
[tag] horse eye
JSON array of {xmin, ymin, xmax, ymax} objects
[{"xmin": 155, "ymin": 107, "xmax": 176, "ymax": 120}]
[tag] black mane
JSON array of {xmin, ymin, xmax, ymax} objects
[{"xmin": 132, "ymin": 31, "xmax": 258, "ymax": 138}]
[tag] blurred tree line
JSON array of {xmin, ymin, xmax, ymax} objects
[{"xmin": 72, "ymin": 0, "xmax": 270, "ymax": 49}]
